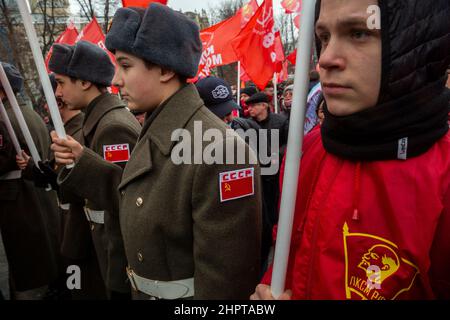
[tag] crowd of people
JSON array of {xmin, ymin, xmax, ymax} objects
[{"xmin": 0, "ymin": 0, "xmax": 449, "ymax": 300}]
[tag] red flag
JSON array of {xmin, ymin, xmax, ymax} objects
[
  {"xmin": 287, "ymin": 49, "xmax": 297, "ymax": 65},
  {"xmin": 281, "ymin": 0, "xmax": 301, "ymax": 14},
  {"xmin": 277, "ymin": 60, "xmax": 289, "ymax": 84},
  {"xmin": 197, "ymin": 0, "xmax": 258, "ymax": 78},
  {"xmin": 294, "ymin": 14, "xmax": 300, "ymax": 29},
  {"xmin": 232, "ymin": 0, "xmax": 278, "ymax": 90},
  {"xmin": 45, "ymin": 23, "xmax": 79, "ymax": 71},
  {"xmin": 274, "ymin": 31, "xmax": 285, "ymax": 72},
  {"xmin": 76, "ymin": 18, "xmax": 111, "ymax": 60},
  {"xmin": 77, "ymin": 18, "xmax": 118, "ymax": 93},
  {"xmin": 122, "ymin": 0, "xmax": 167, "ymax": 7},
  {"xmin": 239, "ymin": 63, "xmax": 251, "ymax": 82},
  {"xmin": 198, "ymin": 19, "xmax": 234, "ymax": 78}
]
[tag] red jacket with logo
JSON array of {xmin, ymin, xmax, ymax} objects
[{"xmin": 262, "ymin": 127, "xmax": 450, "ymax": 300}]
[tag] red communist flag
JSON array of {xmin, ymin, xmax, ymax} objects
[
  {"xmin": 198, "ymin": 19, "xmax": 233, "ymax": 78},
  {"xmin": 271, "ymin": 32, "xmax": 288, "ymax": 84},
  {"xmin": 77, "ymin": 18, "xmax": 118, "ymax": 93},
  {"xmin": 239, "ymin": 63, "xmax": 251, "ymax": 82},
  {"xmin": 76, "ymin": 17, "xmax": 114, "ymax": 63},
  {"xmin": 122, "ymin": 0, "xmax": 167, "ymax": 7},
  {"xmin": 281, "ymin": 0, "xmax": 301, "ymax": 14},
  {"xmin": 273, "ymin": 31, "xmax": 287, "ymax": 84},
  {"xmin": 294, "ymin": 14, "xmax": 300, "ymax": 29},
  {"xmin": 287, "ymin": 49, "xmax": 297, "ymax": 65},
  {"xmin": 232, "ymin": 0, "xmax": 278, "ymax": 90},
  {"xmin": 277, "ymin": 60, "xmax": 289, "ymax": 83},
  {"xmin": 45, "ymin": 23, "xmax": 79, "ymax": 71},
  {"xmin": 197, "ymin": 0, "xmax": 258, "ymax": 78},
  {"xmin": 274, "ymin": 31, "xmax": 285, "ymax": 72}
]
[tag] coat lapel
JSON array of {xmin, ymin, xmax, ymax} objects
[
  {"xmin": 147, "ymin": 84, "xmax": 204, "ymax": 156},
  {"xmin": 118, "ymin": 84, "xmax": 204, "ymax": 190},
  {"xmin": 118, "ymin": 138, "xmax": 153, "ymax": 190}
]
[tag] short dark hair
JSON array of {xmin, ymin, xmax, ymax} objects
[
  {"xmin": 70, "ymin": 76, "xmax": 108, "ymax": 92},
  {"xmin": 144, "ymin": 60, "xmax": 156, "ymax": 70},
  {"xmin": 144, "ymin": 60, "xmax": 188, "ymax": 84}
]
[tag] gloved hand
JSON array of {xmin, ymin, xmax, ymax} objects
[{"xmin": 32, "ymin": 160, "xmax": 58, "ymax": 191}]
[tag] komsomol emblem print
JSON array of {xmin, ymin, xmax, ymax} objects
[{"xmin": 343, "ymin": 223, "xmax": 419, "ymax": 300}]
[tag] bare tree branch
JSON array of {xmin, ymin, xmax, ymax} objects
[
  {"xmin": 76, "ymin": 0, "xmax": 91, "ymax": 20},
  {"xmin": 0, "ymin": 0, "xmax": 37, "ymax": 106}
]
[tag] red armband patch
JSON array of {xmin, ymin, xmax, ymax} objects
[{"xmin": 219, "ymin": 168, "xmax": 254, "ymax": 202}]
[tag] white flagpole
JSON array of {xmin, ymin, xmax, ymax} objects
[
  {"xmin": 0, "ymin": 99, "xmax": 22, "ymax": 156},
  {"xmin": 16, "ymin": 0, "xmax": 66, "ymax": 141},
  {"xmin": 0, "ymin": 64, "xmax": 41, "ymax": 167},
  {"xmin": 237, "ymin": 61, "xmax": 241, "ymax": 106},
  {"xmin": 273, "ymin": 73, "xmax": 278, "ymax": 113},
  {"xmin": 17, "ymin": 0, "xmax": 74, "ymax": 169},
  {"xmin": 270, "ymin": 0, "xmax": 317, "ymax": 299}
]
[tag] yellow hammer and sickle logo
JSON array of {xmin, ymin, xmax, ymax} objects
[
  {"xmin": 107, "ymin": 152, "xmax": 113, "ymax": 158},
  {"xmin": 225, "ymin": 183, "xmax": 231, "ymax": 192}
]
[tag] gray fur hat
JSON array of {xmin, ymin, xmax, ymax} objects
[
  {"xmin": 48, "ymin": 41, "xmax": 115, "ymax": 87},
  {"xmin": 0, "ymin": 62, "xmax": 23, "ymax": 93},
  {"xmin": 105, "ymin": 3, "xmax": 202, "ymax": 78}
]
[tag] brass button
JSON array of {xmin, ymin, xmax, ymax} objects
[
  {"xmin": 121, "ymin": 190, "xmax": 125, "ymax": 196},
  {"xmin": 137, "ymin": 252, "xmax": 144, "ymax": 262},
  {"xmin": 136, "ymin": 197, "xmax": 143, "ymax": 207}
]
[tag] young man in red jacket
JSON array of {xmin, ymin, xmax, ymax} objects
[{"xmin": 252, "ymin": 0, "xmax": 450, "ymax": 300}]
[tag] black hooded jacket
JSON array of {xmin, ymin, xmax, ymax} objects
[{"xmin": 317, "ymin": 0, "xmax": 450, "ymax": 161}]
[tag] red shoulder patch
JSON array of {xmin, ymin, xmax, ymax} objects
[
  {"xmin": 219, "ymin": 168, "xmax": 254, "ymax": 202},
  {"xmin": 103, "ymin": 143, "xmax": 130, "ymax": 163}
]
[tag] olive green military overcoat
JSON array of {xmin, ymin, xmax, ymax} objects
[{"xmin": 59, "ymin": 85, "xmax": 262, "ymax": 299}]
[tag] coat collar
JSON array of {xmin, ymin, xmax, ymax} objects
[
  {"xmin": 118, "ymin": 138, "xmax": 152, "ymax": 190},
  {"xmin": 142, "ymin": 84, "xmax": 204, "ymax": 156},
  {"xmin": 83, "ymin": 93, "xmax": 125, "ymax": 137},
  {"xmin": 64, "ymin": 112, "xmax": 84, "ymax": 136}
]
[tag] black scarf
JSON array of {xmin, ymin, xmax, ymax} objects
[{"xmin": 321, "ymin": 77, "xmax": 449, "ymax": 161}]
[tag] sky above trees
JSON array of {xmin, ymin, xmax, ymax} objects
[{"xmin": 164, "ymin": 0, "xmax": 283, "ymax": 14}]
